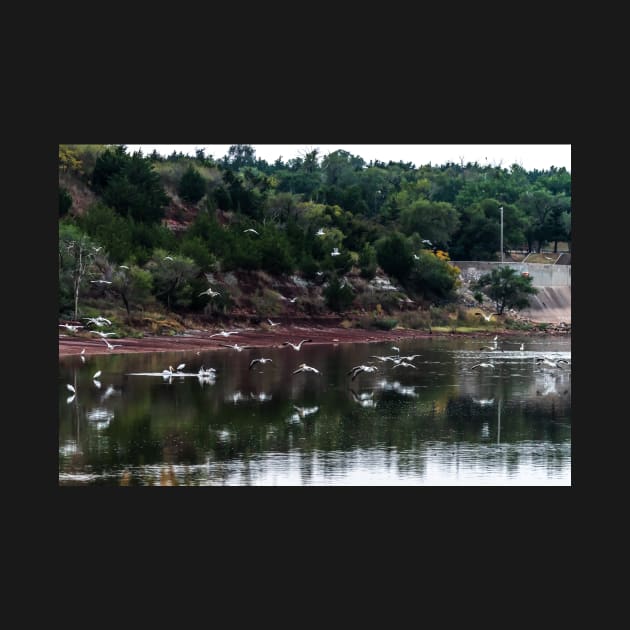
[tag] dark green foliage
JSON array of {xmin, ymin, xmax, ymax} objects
[
  {"xmin": 472, "ymin": 266, "xmax": 538, "ymax": 314},
  {"xmin": 405, "ymin": 251, "xmax": 457, "ymax": 300},
  {"xmin": 59, "ymin": 187, "xmax": 72, "ymax": 217},
  {"xmin": 180, "ymin": 235, "xmax": 217, "ymax": 272},
  {"xmin": 81, "ymin": 202, "xmax": 132, "ymax": 264},
  {"xmin": 375, "ymin": 232, "xmax": 413, "ymax": 281},
  {"xmin": 178, "ymin": 165, "xmax": 206, "ymax": 203},
  {"xmin": 358, "ymin": 243, "xmax": 377, "ymax": 279},
  {"xmin": 323, "ymin": 275, "xmax": 355, "ymax": 312}
]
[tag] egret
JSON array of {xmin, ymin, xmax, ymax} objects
[
  {"xmin": 283, "ymin": 339, "xmax": 312, "ymax": 351},
  {"xmin": 347, "ymin": 364, "xmax": 378, "ymax": 381},
  {"xmin": 249, "ymin": 358, "xmax": 273, "ymax": 370},
  {"xmin": 93, "ymin": 380, "xmax": 102, "ymax": 389},
  {"xmin": 243, "ymin": 228, "xmax": 259, "ymax": 235},
  {"xmin": 292, "ymin": 363, "xmax": 320, "ymax": 375},
  {"xmin": 80, "ymin": 348, "xmax": 86, "ymax": 355}
]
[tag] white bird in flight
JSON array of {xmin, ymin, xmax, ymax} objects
[
  {"xmin": 163, "ymin": 256, "xmax": 174, "ymax": 261},
  {"xmin": 476, "ymin": 312, "xmax": 495, "ymax": 322},
  {"xmin": 392, "ymin": 361, "xmax": 417, "ymax": 369},
  {"xmin": 316, "ymin": 228, "xmax": 326, "ymax": 236},
  {"xmin": 210, "ymin": 330, "xmax": 239, "ymax": 338},
  {"xmin": 331, "ymin": 247, "xmax": 340, "ymax": 256},
  {"xmin": 91, "ymin": 330, "xmax": 117, "ymax": 338},
  {"xmin": 119, "ymin": 265, "xmax": 130, "ymax": 269},
  {"xmin": 413, "ymin": 254, "xmax": 420, "ymax": 260},
  {"xmin": 220, "ymin": 343, "xmax": 249, "ymax": 352},
  {"xmin": 292, "ymin": 363, "xmax": 320, "ymax": 375},
  {"xmin": 66, "ymin": 384, "xmax": 76, "ymax": 394},
  {"xmin": 59, "ymin": 323, "xmax": 84, "ymax": 332},
  {"xmin": 267, "ymin": 319, "xmax": 280, "ymax": 327},
  {"xmin": 347, "ymin": 364, "xmax": 378, "ymax": 381},
  {"xmin": 249, "ymin": 358, "xmax": 273, "ymax": 370},
  {"xmin": 471, "ymin": 362, "xmax": 495, "ymax": 370},
  {"xmin": 176, "ymin": 363, "xmax": 186, "ymax": 371},
  {"xmin": 90, "ymin": 279, "xmax": 112, "ymax": 284},
  {"xmin": 101, "ymin": 338, "xmax": 122, "ymax": 350},
  {"xmin": 93, "ymin": 370, "xmax": 102, "ymax": 380},
  {"xmin": 283, "ymin": 339, "xmax": 312, "ymax": 351},
  {"xmin": 243, "ymin": 228, "xmax": 259, "ymax": 235},
  {"xmin": 199, "ymin": 288, "xmax": 221, "ymax": 298}
]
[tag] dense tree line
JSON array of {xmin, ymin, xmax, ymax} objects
[{"xmin": 58, "ymin": 144, "xmax": 570, "ymax": 320}]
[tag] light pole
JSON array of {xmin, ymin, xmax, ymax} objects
[
  {"xmin": 374, "ymin": 189, "xmax": 381, "ymax": 214},
  {"xmin": 499, "ymin": 206, "xmax": 504, "ymax": 263}
]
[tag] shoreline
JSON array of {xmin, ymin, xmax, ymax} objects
[{"xmin": 59, "ymin": 325, "xmax": 569, "ymax": 358}]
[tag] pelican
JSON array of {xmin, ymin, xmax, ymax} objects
[
  {"xmin": 59, "ymin": 323, "xmax": 84, "ymax": 332},
  {"xmin": 199, "ymin": 288, "xmax": 220, "ymax": 298},
  {"xmin": 392, "ymin": 361, "xmax": 417, "ymax": 369},
  {"xmin": 249, "ymin": 358, "xmax": 273, "ymax": 370},
  {"xmin": 292, "ymin": 363, "xmax": 320, "ymax": 375},
  {"xmin": 331, "ymin": 247, "xmax": 340, "ymax": 256},
  {"xmin": 220, "ymin": 343, "xmax": 248, "ymax": 352},
  {"xmin": 347, "ymin": 364, "xmax": 378, "ymax": 381},
  {"xmin": 283, "ymin": 339, "xmax": 312, "ymax": 351},
  {"xmin": 93, "ymin": 370, "xmax": 102, "ymax": 380},
  {"xmin": 475, "ymin": 312, "xmax": 495, "ymax": 322},
  {"xmin": 209, "ymin": 330, "xmax": 239, "ymax": 338},
  {"xmin": 243, "ymin": 228, "xmax": 259, "ymax": 235},
  {"xmin": 101, "ymin": 338, "xmax": 122, "ymax": 350},
  {"xmin": 471, "ymin": 362, "xmax": 495, "ymax": 370},
  {"xmin": 316, "ymin": 228, "xmax": 326, "ymax": 236},
  {"xmin": 267, "ymin": 319, "xmax": 280, "ymax": 327}
]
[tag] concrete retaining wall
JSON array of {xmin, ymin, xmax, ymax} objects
[{"xmin": 451, "ymin": 261, "xmax": 570, "ymax": 288}]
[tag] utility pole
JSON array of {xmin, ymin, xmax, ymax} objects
[{"xmin": 499, "ymin": 206, "xmax": 504, "ymax": 263}]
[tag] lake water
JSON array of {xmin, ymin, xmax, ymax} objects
[{"xmin": 58, "ymin": 335, "xmax": 571, "ymax": 486}]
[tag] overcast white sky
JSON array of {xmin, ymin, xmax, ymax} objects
[{"xmin": 123, "ymin": 144, "xmax": 571, "ymax": 172}]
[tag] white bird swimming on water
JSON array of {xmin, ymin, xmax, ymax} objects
[
  {"xmin": 249, "ymin": 358, "xmax": 273, "ymax": 370},
  {"xmin": 162, "ymin": 365, "xmax": 175, "ymax": 375},
  {"xmin": 292, "ymin": 363, "xmax": 320, "ymax": 375},
  {"xmin": 347, "ymin": 364, "xmax": 378, "ymax": 381},
  {"xmin": 199, "ymin": 288, "xmax": 221, "ymax": 298},
  {"xmin": 283, "ymin": 339, "xmax": 312, "ymax": 351},
  {"xmin": 243, "ymin": 228, "xmax": 259, "ymax": 235}
]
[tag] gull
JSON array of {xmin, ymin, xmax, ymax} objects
[
  {"xmin": 399, "ymin": 354, "xmax": 422, "ymax": 362},
  {"xmin": 370, "ymin": 354, "xmax": 398, "ymax": 363},
  {"xmin": 422, "ymin": 239, "xmax": 432, "ymax": 246},
  {"xmin": 535, "ymin": 357, "xmax": 570, "ymax": 369},
  {"xmin": 544, "ymin": 255, "xmax": 554, "ymax": 261},
  {"xmin": 100, "ymin": 385, "xmax": 117, "ymax": 401},
  {"xmin": 66, "ymin": 384, "xmax": 76, "ymax": 394},
  {"xmin": 93, "ymin": 370, "xmax": 102, "ymax": 380},
  {"xmin": 101, "ymin": 338, "xmax": 122, "ymax": 350},
  {"xmin": 347, "ymin": 364, "xmax": 378, "ymax": 381},
  {"xmin": 292, "ymin": 363, "xmax": 320, "ymax": 375},
  {"xmin": 119, "ymin": 265, "xmax": 130, "ymax": 269},
  {"xmin": 83, "ymin": 317, "xmax": 107, "ymax": 327},
  {"xmin": 59, "ymin": 323, "xmax": 84, "ymax": 332},
  {"xmin": 316, "ymin": 271, "xmax": 324, "ymax": 277},
  {"xmin": 198, "ymin": 366, "xmax": 216, "ymax": 376},
  {"xmin": 480, "ymin": 345, "xmax": 497, "ymax": 351},
  {"xmin": 413, "ymin": 254, "xmax": 420, "ymax": 260},
  {"xmin": 267, "ymin": 319, "xmax": 280, "ymax": 327},
  {"xmin": 290, "ymin": 405, "xmax": 319, "ymax": 421},
  {"xmin": 471, "ymin": 362, "xmax": 495, "ymax": 370},
  {"xmin": 199, "ymin": 288, "xmax": 221, "ymax": 298},
  {"xmin": 243, "ymin": 228, "xmax": 259, "ymax": 235},
  {"xmin": 280, "ymin": 295, "xmax": 298, "ymax": 303},
  {"xmin": 316, "ymin": 228, "xmax": 326, "ymax": 236},
  {"xmin": 210, "ymin": 330, "xmax": 239, "ymax": 338},
  {"xmin": 91, "ymin": 330, "xmax": 117, "ymax": 338},
  {"xmin": 391, "ymin": 346, "xmax": 400, "ymax": 354},
  {"xmin": 475, "ymin": 312, "xmax": 495, "ymax": 322},
  {"xmin": 283, "ymin": 339, "xmax": 312, "ymax": 351},
  {"xmin": 93, "ymin": 380, "xmax": 102, "ymax": 389},
  {"xmin": 90, "ymin": 279, "xmax": 112, "ymax": 284},
  {"xmin": 163, "ymin": 256, "xmax": 174, "ymax": 261},
  {"xmin": 176, "ymin": 363, "xmax": 186, "ymax": 371},
  {"xmin": 331, "ymin": 247, "xmax": 340, "ymax": 256},
  {"xmin": 250, "ymin": 392, "xmax": 272, "ymax": 401},
  {"xmin": 249, "ymin": 358, "xmax": 273, "ymax": 370},
  {"xmin": 473, "ymin": 397, "xmax": 495, "ymax": 406}
]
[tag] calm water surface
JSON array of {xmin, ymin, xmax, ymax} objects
[{"xmin": 59, "ymin": 335, "xmax": 571, "ymax": 486}]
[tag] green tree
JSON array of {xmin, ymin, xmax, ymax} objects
[
  {"xmin": 375, "ymin": 232, "xmax": 413, "ymax": 282},
  {"xmin": 146, "ymin": 252, "xmax": 199, "ymax": 311},
  {"xmin": 323, "ymin": 274, "xmax": 355, "ymax": 312},
  {"xmin": 178, "ymin": 165, "xmax": 206, "ymax": 203},
  {"xmin": 358, "ymin": 243, "xmax": 377, "ymax": 279},
  {"xmin": 472, "ymin": 266, "xmax": 538, "ymax": 315},
  {"xmin": 59, "ymin": 187, "xmax": 72, "ymax": 217},
  {"xmin": 110, "ymin": 265, "xmax": 154, "ymax": 323},
  {"xmin": 399, "ymin": 199, "xmax": 460, "ymax": 248}
]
